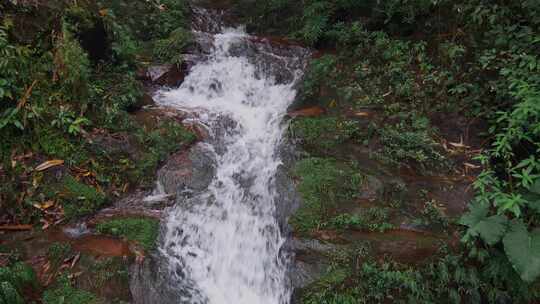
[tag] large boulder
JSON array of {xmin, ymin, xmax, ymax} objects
[{"xmin": 157, "ymin": 145, "xmax": 216, "ymax": 196}]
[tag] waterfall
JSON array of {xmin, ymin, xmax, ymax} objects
[{"xmin": 155, "ymin": 26, "xmax": 305, "ymax": 304}]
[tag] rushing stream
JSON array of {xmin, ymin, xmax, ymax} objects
[{"xmin": 154, "ymin": 16, "xmax": 308, "ymax": 304}]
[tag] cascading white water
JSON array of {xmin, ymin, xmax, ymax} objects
[{"xmin": 156, "ymin": 27, "xmax": 303, "ymax": 304}]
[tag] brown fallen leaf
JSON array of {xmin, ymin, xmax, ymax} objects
[
  {"xmin": 464, "ymin": 162, "xmax": 481, "ymax": 169},
  {"xmin": 35, "ymin": 159, "xmax": 64, "ymax": 171},
  {"xmin": 33, "ymin": 200, "xmax": 55, "ymax": 210},
  {"xmin": 70, "ymin": 253, "xmax": 81, "ymax": 269},
  {"xmin": 0, "ymin": 225, "xmax": 32, "ymax": 231},
  {"xmin": 354, "ymin": 111, "xmax": 370, "ymax": 117}
]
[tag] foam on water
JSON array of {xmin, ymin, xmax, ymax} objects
[{"xmin": 156, "ymin": 27, "xmax": 302, "ymax": 304}]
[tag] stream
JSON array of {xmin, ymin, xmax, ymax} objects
[{"xmin": 153, "ymin": 8, "xmax": 309, "ymax": 304}]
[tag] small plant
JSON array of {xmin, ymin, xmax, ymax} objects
[
  {"xmin": 291, "ymin": 117, "xmax": 359, "ymax": 153},
  {"xmin": 43, "ymin": 275, "xmax": 100, "ymax": 304},
  {"xmin": 413, "ymin": 200, "xmax": 449, "ymax": 230},
  {"xmin": 376, "ymin": 117, "xmax": 448, "ymax": 172},
  {"xmin": 48, "ymin": 243, "xmax": 73, "ymax": 268},
  {"xmin": 326, "ymin": 208, "xmax": 394, "ymax": 232}
]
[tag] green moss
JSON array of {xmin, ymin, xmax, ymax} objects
[
  {"xmin": 96, "ymin": 217, "xmax": 159, "ymax": 251},
  {"xmin": 61, "ymin": 176, "xmax": 106, "ymax": 220},
  {"xmin": 291, "ymin": 117, "xmax": 360, "ymax": 153},
  {"xmin": 43, "ymin": 275, "xmax": 101, "ymax": 304},
  {"xmin": 290, "ymin": 158, "xmax": 363, "ymax": 233},
  {"xmin": 36, "ymin": 127, "xmax": 77, "ymax": 159}
]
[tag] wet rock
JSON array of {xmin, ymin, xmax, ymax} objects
[
  {"xmin": 76, "ymin": 255, "xmax": 132, "ymax": 302},
  {"xmin": 287, "ymin": 106, "xmax": 326, "ymax": 118},
  {"xmin": 130, "ymin": 245, "xmax": 207, "ymax": 304},
  {"xmin": 127, "ymin": 93, "xmax": 155, "ymax": 112},
  {"xmin": 92, "ymin": 190, "xmax": 171, "ymax": 222},
  {"xmin": 129, "ymin": 252, "xmax": 183, "ymax": 304},
  {"xmin": 226, "ymin": 36, "xmax": 310, "ymax": 84},
  {"xmin": 358, "ymin": 174, "xmax": 384, "ymax": 202},
  {"xmin": 88, "ymin": 131, "xmax": 139, "ymax": 158},
  {"xmin": 274, "ymin": 165, "xmax": 301, "ymax": 232},
  {"xmin": 147, "ymin": 62, "xmax": 189, "ymax": 88},
  {"xmin": 157, "ymin": 145, "xmax": 216, "ymax": 195},
  {"xmin": 289, "ymin": 238, "xmax": 339, "ymax": 289}
]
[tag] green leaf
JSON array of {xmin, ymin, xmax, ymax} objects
[
  {"xmin": 459, "ymin": 202, "xmax": 489, "ymax": 227},
  {"xmin": 502, "ymin": 220, "xmax": 540, "ymax": 282}
]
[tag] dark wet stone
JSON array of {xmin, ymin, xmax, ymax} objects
[
  {"xmin": 88, "ymin": 132, "xmax": 139, "ymax": 158},
  {"xmin": 157, "ymin": 145, "xmax": 216, "ymax": 196},
  {"xmin": 358, "ymin": 174, "xmax": 385, "ymax": 202},
  {"xmin": 151, "ymin": 62, "xmax": 189, "ymax": 88},
  {"xmin": 130, "ymin": 252, "xmax": 185, "ymax": 304}
]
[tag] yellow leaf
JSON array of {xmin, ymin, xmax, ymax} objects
[
  {"xmin": 33, "ymin": 200, "xmax": 55, "ymax": 210},
  {"xmin": 35, "ymin": 160, "xmax": 64, "ymax": 171},
  {"xmin": 329, "ymin": 100, "xmax": 337, "ymax": 108}
]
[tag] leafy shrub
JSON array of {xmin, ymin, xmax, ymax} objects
[
  {"xmin": 154, "ymin": 27, "xmax": 192, "ymax": 65},
  {"xmin": 54, "ymin": 22, "xmax": 91, "ymax": 104}
]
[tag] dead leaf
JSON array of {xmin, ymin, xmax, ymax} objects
[
  {"xmin": 449, "ymin": 141, "xmax": 470, "ymax": 149},
  {"xmin": 354, "ymin": 111, "xmax": 370, "ymax": 117},
  {"xmin": 464, "ymin": 162, "xmax": 481, "ymax": 169},
  {"xmin": 0, "ymin": 225, "xmax": 32, "ymax": 231},
  {"xmin": 33, "ymin": 200, "xmax": 55, "ymax": 210},
  {"xmin": 35, "ymin": 159, "xmax": 64, "ymax": 171},
  {"xmin": 70, "ymin": 253, "xmax": 81, "ymax": 269}
]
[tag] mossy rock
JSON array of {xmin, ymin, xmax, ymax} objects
[{"xmin": 96, "ymin": 217, "xmax": 159, "ymax": 251}]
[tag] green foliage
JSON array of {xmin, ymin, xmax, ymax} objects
[
  {"xmin": 134, "ymin": 120, "xmax": 196, "ymax": 185},
  {"xmin": 154, "ymin": 27, "xmax": 192, "ymax": 65},
  {"xmin": 43, "ymin": 275, "xmax": 100, "ymax": 304},
  {"xmin": 61, "ymin": 176, "xmax": 106, "ymax": 220},
  {"xmin": 290, "ymin": 158, "xmax": 363, "ymax": 233},
  {"xmin": 413, "ymin": 200, "xmax": 450, "ymax": 230},
  {"xmin": 0, "ymin": 262, "xmax": 38, "ymax": 304},
  {"xmin": 96, "ymin": 217, "xmax": 159, "ymax": 251},
  {"xmin": 326, "ymin": 208, "xmax": 394, "ymax": 232},
  {"xmin": 377, "ymin": 117, "xmax": 448, "ymax": 172},
  {"xmin": 502, "ymin": 220, "xmax": 540, "ymax": 283},
  {"xmin": 55, "ymin": 21, "xmax": 91, "ymax": 104},
  {"xmin": 298, "ymin": 55, "xmax": 337, "ymax": 102},
  {"xmin": 291, "ymin": 116, "xmax": 359, "ymax": 153},
  {"xmin": 0, "ymin": 282, "xmax": 23, "ymax": 304}
]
